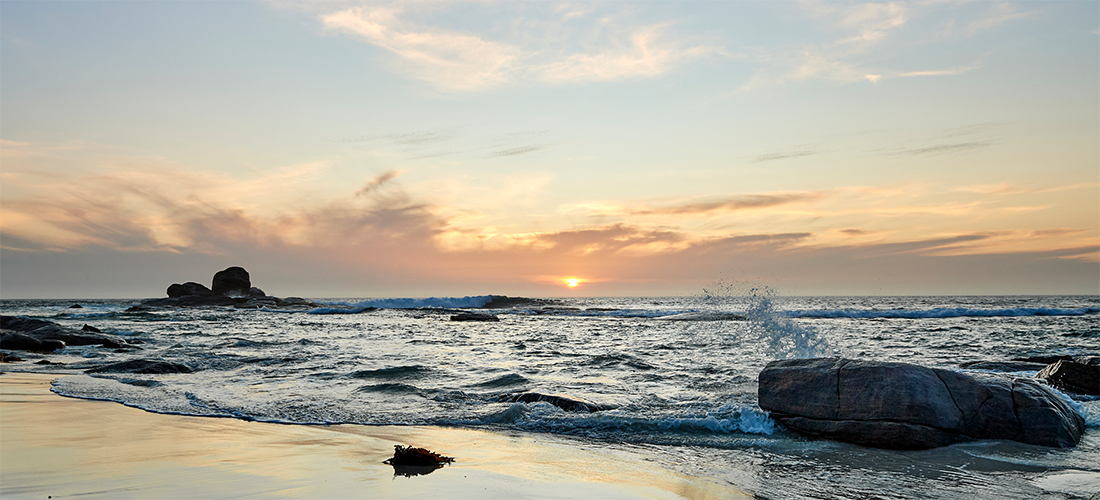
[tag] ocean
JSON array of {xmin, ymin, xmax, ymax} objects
[{"xmin": 2, "ymin": 293, "xmax": 1098, "ymax": 499}]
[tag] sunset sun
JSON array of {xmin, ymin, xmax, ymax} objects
[{"xmin": 565, "ymin": 278, "xmax": 579, "ymax": 288}]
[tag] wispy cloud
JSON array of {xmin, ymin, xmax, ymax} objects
[
  {"xmin": 881, "ymin": 141, "xmax": 994, "ymax": 156},
  {"xmin": 628, "ymin": 193, "xmax": 822, "ymax": 216},
  {"xmin": 752, "ymin": 145, "xmax": 821, "ymax": 163},
  {"xmin": 740, "ymin": 1, "xmax": 1026, "ymax": 90},
  {"xmin": 321, "ymin": 5, "xmax": 720, "ymax": 91}
]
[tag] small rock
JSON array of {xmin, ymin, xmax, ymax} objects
[
  {"xmin": 69, "ymin": 304, "xmax": 83, "ymax": 309},
  {"xmin": 81, "ymin": 324, "xmax": 102, "ymax": 333},
  {"xmin": 450, "ymin": 312, "xmax": 499, "ymax": 322},
  {"xmin": 1036, "ymin": 360, "xmax": 1100, "ymax": 395}
]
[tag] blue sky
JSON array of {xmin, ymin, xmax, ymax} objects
[{"xmin": 1, "ymin": 1, "xmax": 1097, "ymax": 298}]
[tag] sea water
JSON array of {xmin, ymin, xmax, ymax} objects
[{"xmin": 2, "ymin": 294, "xmax": 1098, "ymax": 499}]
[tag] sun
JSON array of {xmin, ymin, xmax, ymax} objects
[{"xmin": 566, "ymin": 278, "xmax": 579, "ymax": 288}]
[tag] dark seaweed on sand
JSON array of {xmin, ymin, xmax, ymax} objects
[
  {"xmin": 383, "ymin": 445, "xmax": 454, "ymax": 466},
  {"xmin": 383, "ymin": 445, "xmax": 455, "ymax": 477}
]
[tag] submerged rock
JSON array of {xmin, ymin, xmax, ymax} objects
[
  {"xmin": 1036, "ymin": 360, "xmax": 1100, "ymax": 395},
  {"xmin": 86, "ymin": 359, "xmax": 194, "ymax": 374},
  {"xmin": 758, "ymin": 358, "xmax": 1085, "ymax": 449},
  {"xmin": 450, "ymin": 312, "xmax": 499, "ymax": 322},
  {"xmin": 498, "ymin": 392, "xmax": 612, "ymax": 412},
  {"xmin": 959, "ymin": 360, "xmax": 1048, "ymax": 373}
]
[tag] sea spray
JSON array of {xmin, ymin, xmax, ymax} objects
[
  {"xmin": 697, "ymin": 283, "xmax": 837, "ymax": 359},
  {"xmin": 743, "ymin": 289, "xmax": 835, "ymax": 359}
]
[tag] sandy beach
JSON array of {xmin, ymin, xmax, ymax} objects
[{"xmin": 0, "ymin": 372, "xmax": 748, "ymax": 500}]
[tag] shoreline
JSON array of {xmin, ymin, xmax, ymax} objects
[{"xmin": 0, "ymin": 372, "xmax": 748, "ymax": 500}]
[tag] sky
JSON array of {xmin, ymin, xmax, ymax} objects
[{"xmin": 1, "ymin": 1, "xmax": 1097, "ymax": 299}]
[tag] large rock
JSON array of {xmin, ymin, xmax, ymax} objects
[
  {"xmin": 0, "ymin": 332, "xmax": 65, "ymax": 352},
  {"xmin": 211, "ymin": 266, "xmax": 251, "ymax": 296},
  {"xmin": 1036, "ymin": 360, "xmax": 1100, "ymax": 395},
  {"xmin": 758, "ymin": 358, "xmax": 1085, "ymax": 449}
]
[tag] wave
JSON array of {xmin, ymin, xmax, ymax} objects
[
  {"xmin": 318, "ymin": 296, "xmax": 496, "ymax": 311},
  {"xmin": 784, "ymin": 306, "xmax": 1100, "ymax": 320},
  {"xmin": 461, "ymin": 402, "xmax": 776, "ymax": 436}
]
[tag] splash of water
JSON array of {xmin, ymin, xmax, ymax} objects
[
  {"xmin": 697, "ymin": 283, "xmax": 836, "ymax": 360},
  {"xmin": 743, "ymin": 289, "xmax": 833, "ymax": 359}
]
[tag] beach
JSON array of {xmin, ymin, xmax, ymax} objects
[{"xmin": 1, "ymin": 372, "xmax": 746, "ymax": 500}]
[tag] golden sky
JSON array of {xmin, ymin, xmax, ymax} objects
[{"xmin": 1, "ymin": 1, "xmax": 1097, "ymax": 298}]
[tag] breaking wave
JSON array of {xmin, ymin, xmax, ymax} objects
[{"xmin": 785, "ymin": 306, "xmax": 1100, "ymax": 319}]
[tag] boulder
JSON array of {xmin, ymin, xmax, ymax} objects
[
  {"xmin": 758, "ymin": 358, "xmax": 1085, "ymax": 449},
  {"xmin": 249, "ymin": 287, "xmax": 266, "ymax": 297},
  {"xmin": 1036, "ymin": 360, "xmax": 1100, "ymax": 395},
  {"xmin": 211, "ymin": 266, "xmax": 251, "ymax": 296},
  {"xmin": 167, "ymin": 282, "xmax": 213, "ymax": 298}
]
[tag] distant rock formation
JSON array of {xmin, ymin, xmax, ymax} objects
[
  {"xmin": 135, "ymin": 266, "xmax": 318, "ymax": 310},
  {"xmin": 759, "ymin": 358, "xmax": 1085, "ymax": 449}
]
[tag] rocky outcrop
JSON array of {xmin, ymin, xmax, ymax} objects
[
  {"xmin": 1, "ymin": 316, "xmax": 129, "ymax": 349},
  {"xmin": 758, "ymin": 358, "xmax": 1085, "ymax": 449},
  {"xmin": 212, "ymin": 266, "xmax": 251, "ymax": 296},
  {"xmin": 138, "ymin": 267, "xmax": 318, "ymax": 310},
  {"xmin": 1036, "ymin": 360, "xmax": 1100, "ymax": 395}
]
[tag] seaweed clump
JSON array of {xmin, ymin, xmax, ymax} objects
[{"xmin": 383, "ymin": 445, "xmax": 454, "ymax": 477}]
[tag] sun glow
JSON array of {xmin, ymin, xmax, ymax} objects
[{"xmin": 563, "ymin": 278, "xmax": 580, "ymax": 288}]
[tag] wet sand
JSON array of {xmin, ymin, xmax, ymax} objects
[{"xmin": 0, "ymin": 372, "xmax": 748, "ymax": 499}]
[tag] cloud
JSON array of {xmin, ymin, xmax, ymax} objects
[
  {"xmin": 752, "ymin": 146, "xmax": 821, "ymax": 163},
  {"xmin": 354, "ymin": 170, "xmax": 402, "ymax": 198},
  {"xmin": 628, "ymin": 192, "xmax": 822, "ymax": 216},
  {"xmin": 322, "ymin": 6, "xmax": 519, "ymax": 91},
  {"xmin": 321, "ymin": 5, "xmax": 720, "ymax": 91},
  {"xmin": 960, "ymin": 3, "xmax": 1033, "ymax": 37},
  {"xmin": 739, "ymin": 1, "xmax": 1022, "ymax": 90},
  {"xmin": 488, "ymin": 144, "xmax": 547, "ymax": 157},
  {"xmin": 881, "ymin": 141, "xmax": 993, "ymax": 156}
]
